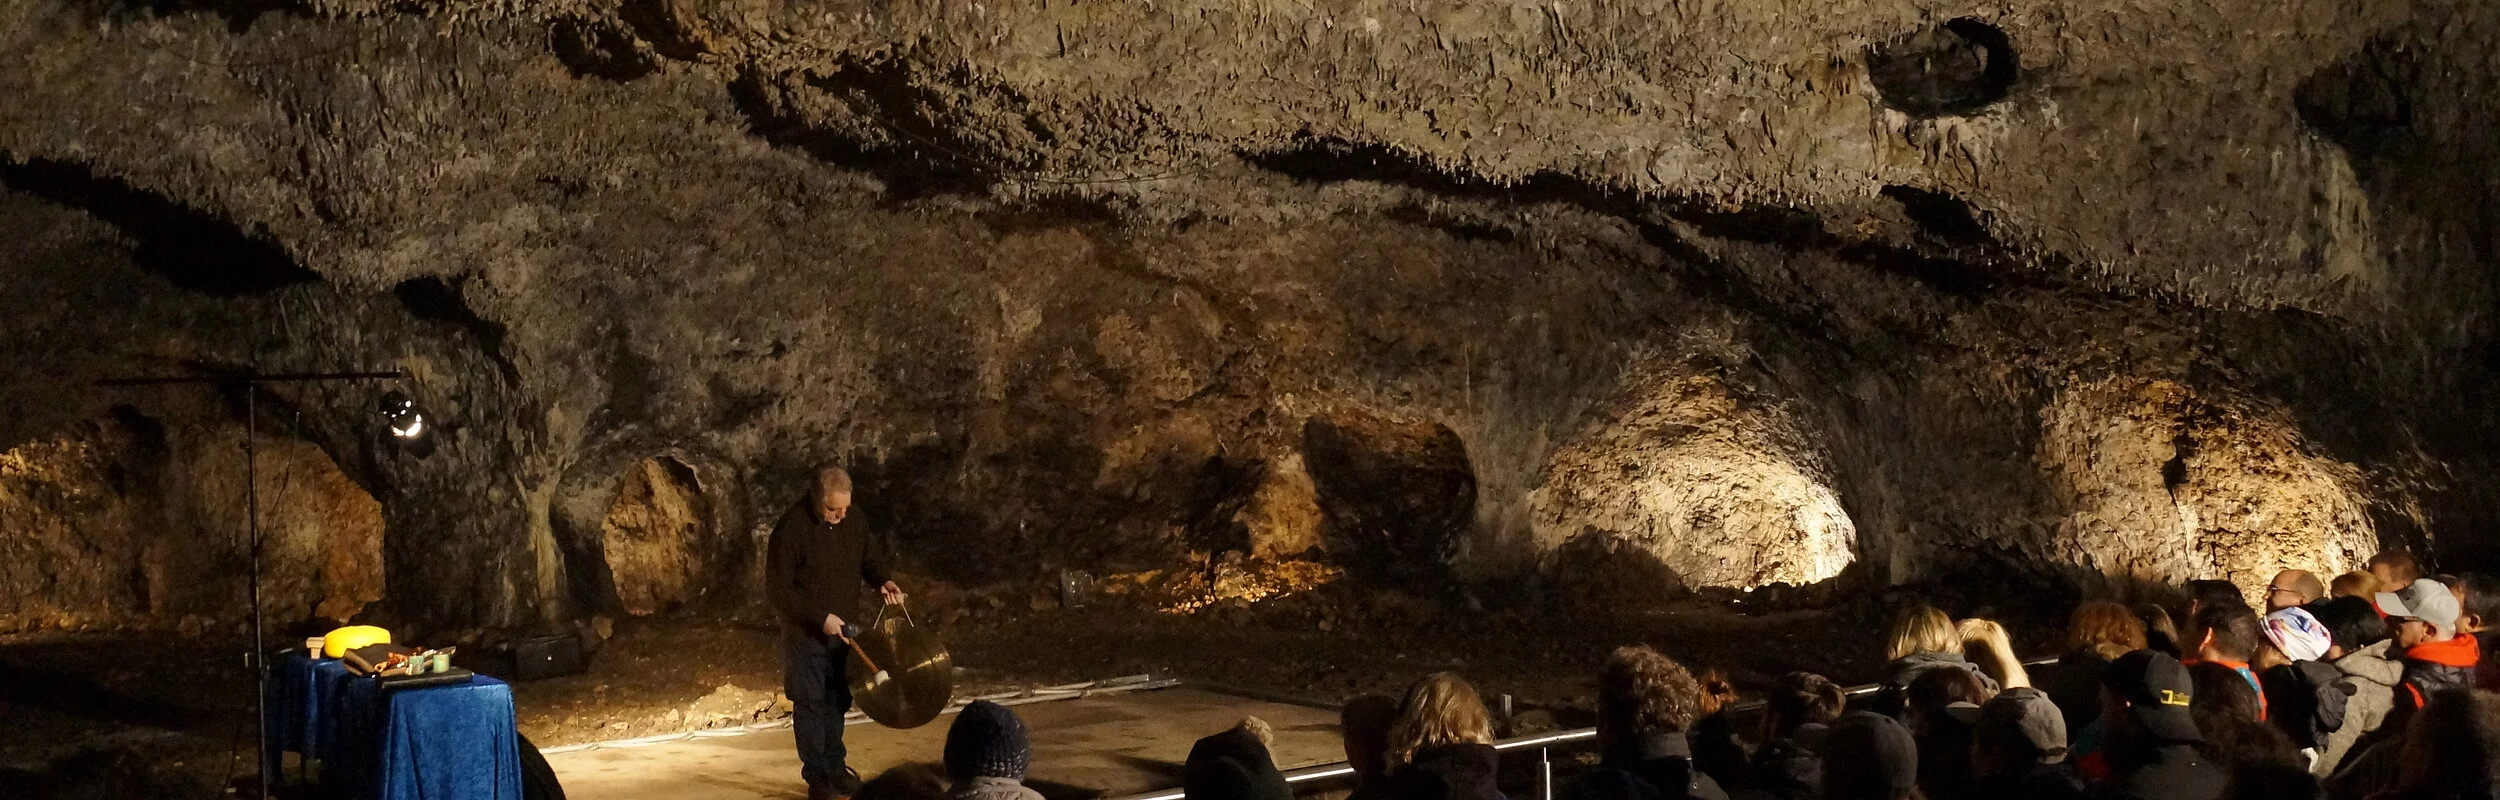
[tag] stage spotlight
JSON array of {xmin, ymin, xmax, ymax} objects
[{"xmin": 380, "ymin": 391, "xmax": 427, "ymax": 439}]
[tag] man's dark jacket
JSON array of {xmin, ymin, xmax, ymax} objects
[
  {"xmin": 1559, "ymin": 731, "xmax": 1730, "ymax": 800},
  {"xmin": 766, "ymin": 501, "xmax": 890, "ymax": 641}
]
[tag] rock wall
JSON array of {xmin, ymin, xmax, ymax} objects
[{"xmin": 0, "ymin": 0, "xmax": 2494, "ymax": 629}]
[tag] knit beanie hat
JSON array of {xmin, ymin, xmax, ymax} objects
[{"xmin": 944, "ymin": 701, "xmax": 1031, "ymax": 781}]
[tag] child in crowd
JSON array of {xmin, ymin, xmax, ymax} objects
[{"xmin": 943, "ymin": 701, "xmax": 1046, "ymax": 800}]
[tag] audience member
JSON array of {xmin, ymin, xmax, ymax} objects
[
  {"xmin": 2188, "ymin": 580, "xmax": 2251, "ymax": 619},
  {"xmin": 1558, "ymin": 647, "xmax": 1727, "ymax": 800},
  {"xmin": 2256, "ymin": 607, "xmax": 2350, "ymax": 760},
  {"xmin": 2310, "ymin": 596, "xmax": 2400, "ymax": 778},
  {"xmin": 1386, "ymin": 673, "xmax": 1505, "ymax": 800},
  {"xmin": 2331, "ymin": 571, "xmax": 2384, "ymax": 602},
  {"xmin": 1343, "ymin": 694, "xmax": 1402, "ymax": 800},
  {"xmin": 2380, "ymin": 689, "xmax": 2500, "ymax": 800},
  {"xmin": 2185, "ymin": 661, "xmax": 2302, "ymax": 772},
  {"xmin": 1804, "ymin": 712, "xmax": 1919, "ymax": 800},
  {"xmin": 2099, "ymin": 650, "xmax": 2228, "ymax": 800},
  {"xmin": 1959, "ymin": 687, "xmax": 2086, "ymax": 799},
  {"xmin": 2451, "ymin": 573, "xmax": 2500, "ymax": 692},
  {"xmin": 1186, "ymin": 718, "xmax": 1291, "ymax": 800},
  {"xmin": 2138, "ymin": 603, "xmax": 2188, "ymax": 658},
  {"xmin": 2370, "ymin": 550, "xmax": 2425, "ymax": 592},
  {"xmin": 943, "ymin": 701, "xmax": 1045, "ymax": 800},
  {"xmin": 2036, "ymin": 601, "xmax": 2146, "ymax": 734},
  {"xmin": 1902, "ymin": 668, "xmax": 1988, "ymax": 800},
  {"xmin": 1955, "ymin": 618, "xmax": 2030, "ymax": 690},
  {"xmin": 2383, "ymin": 578, "xmax": 2482, "ymax": 701},
  {"xmin": 1750, "ymin": 672, "xmax": 1847, "ymax": 800},
  {"xmin": 1689, "ymin": 668, "xmax": 1751, "ymax": 795},
  {"xmin": 857, "ymin": 764, "xmax": 952, "ymax": 800},
  {"xmin": 2187, "ymin": 604, "xmax": 2267, "ymax": 709},
  {"xmin": 1876, "ymin": 605, "xmax": 1996, "ymax": 717},
  {"xmin": 2269, "ymin": 570, "xmax": 2328, "ymax": 612}
]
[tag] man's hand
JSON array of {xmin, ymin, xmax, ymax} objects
[
  {"xmin": 880, "ymin": 581, "xmax": 907, "ymax": 605},
  {"xmin": 822, "ymin": 613, "xmax": 848, "ymax": 638}
]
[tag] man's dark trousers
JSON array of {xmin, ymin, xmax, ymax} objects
[{"xmin": 785, "ymin": 633, "xmax": 855, "ymax": 792}]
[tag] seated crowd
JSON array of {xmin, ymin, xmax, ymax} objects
[{"xmin": 860, "ymin": 549, "xmax": 2500, "ymax": 800}]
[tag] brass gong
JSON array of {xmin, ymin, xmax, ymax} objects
[{"xmin": 846, "ymin": 602, "xmax": 953, "ymax": 728}]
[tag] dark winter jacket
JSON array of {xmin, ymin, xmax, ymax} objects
[
  {"xmin": 1559, "ymin": 732, "xmax": 1730, "ymax": 800},
  {"xmin": 2402, "ymin": 634, "xmax": 2482, "ymax": 700},
  {"xmin": 765, "ymin": 501, "xmax": 891, "ymax": 641},
  {"xmin": 1391, "ymin": 743, "xmax": 1507, "ymax": 800},
  {"xmin": 1687, "ymin": 714, "xmax": 1751, "ymax": 796},
  {"xmin": 2096, "ymin": 744, "xmax": 2227, "ymax": 800},
  {"xmin": 1744, "ymin": 740, "xmax": 1819, "ymax": 800},
  {"xmin": 1974, "ymin": 762, "xmax": 2090, "ymax": 800},
  {"xmin": 2318, "ymin": 641, "xmax": 2404, "ymax": 778}
]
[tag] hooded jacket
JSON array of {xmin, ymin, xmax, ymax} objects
[
  {"xmin": 1745, "ymin": 739, "xmax": 1820, "ymax": 800},
  {"xmin": 2315, "ymin": 640, "xmax": 2404, "ymax": 778},
  {"xmin": 1872, "ymin": 651, "xmax": 2000, "ymax": 717}
]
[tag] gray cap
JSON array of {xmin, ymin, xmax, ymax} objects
[
  {"xmin": 2379, "ymin": 578, "xmax": 2464, "ymax": 638},
  {"xmin": 1948, "ymin": 687, "xmax": 2068, "ymax": 763}
]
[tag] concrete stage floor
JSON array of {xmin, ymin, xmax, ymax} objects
[{"xmin": 546, "ymin": 687, "xmax": 1345, "ymax": 800}]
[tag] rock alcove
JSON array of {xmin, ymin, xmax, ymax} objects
[{"xmin": 0, "ymin": 0, "xmax": 2493, "ymax": 635}]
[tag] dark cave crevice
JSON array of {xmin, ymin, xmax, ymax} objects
[
  {"xmin": 2295, "ymin": 37, "xmax": 2418, "ymax": 169},
  {"xmin": 90, "ymin": 0, "xmax": 300, "ymax": 34},
  {"xmin": 1881, "ymin": 185, "xmax": 1996, "ymax": 248},
  {"xmin": 548, "ymin": 16, "xmax": 659, "ymax": 83},
  {"xmin": 0, "ymin": 157, "xmax": 320, "ymax": 297},
  {"xmin": 729, "ymin": 59, "xmax": 1036, "ymax": 201},
  {"xmin": 390, "ymin": 276, "xmax": 523, "ymax": 385},
  {"xmin": 1301, "ymin": 412, "xmax": 1477, "ymax": 584},
  {"xmin": 1866, "ymin": 18, "xmax": 2020, "ymax": 118}
]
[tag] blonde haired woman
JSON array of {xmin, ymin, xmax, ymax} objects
[
  {"xmin": 1385, "ymin": 672, "xmax": 1504, "ymax": 800},
  {"xmin": 1872, "ymin": 604, "xmax": 1998, "ymax": 717},
  {"xmin": 1957, "ymin": 617, "xmax": 2031, "ymax": 689}
]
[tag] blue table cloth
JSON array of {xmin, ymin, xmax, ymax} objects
[{"xmin": 264, "ymin": 652, "xmax": 522, "ymax": 800}]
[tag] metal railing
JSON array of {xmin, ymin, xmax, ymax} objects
[{"xmin": 1102, "ymin": 656, "xmax": 2064, "ymax": 800}]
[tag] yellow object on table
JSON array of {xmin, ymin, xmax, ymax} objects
[{"xmin": 322, "ymin": 625, "xmax": 392, "ymax": 659}]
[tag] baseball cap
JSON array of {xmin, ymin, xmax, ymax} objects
[
  {"xmin": 1946, "ymin": 687, "xmax": 2068, "ymax": 763},
  {"xmin": 2102, "ymin": 650, "xmax": 2200, "ymax": 743},
  {"xmin": 2378, "ymin": 578, "xmax": 2464, "ymax": 637}
]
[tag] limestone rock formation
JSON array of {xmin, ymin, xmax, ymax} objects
[{"xmin": 0, "ymin": 0, "xmax": 2494, "ymax": 629}]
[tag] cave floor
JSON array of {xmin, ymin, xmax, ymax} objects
[
  {"xmin": 0, "ymin": 597, "xmax": 1883, "ymax": 797},
  {"xmin": 543, "ymin": 687, "xmax": 1346, "ymax": 800}
]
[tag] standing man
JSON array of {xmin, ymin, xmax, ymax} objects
[{"xmin": 769, "ymin": 466, "xmax": 906, "ymax": 800}]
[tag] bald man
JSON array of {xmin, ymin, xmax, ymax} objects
[
  {"xmin": 767, "ymin": 466, "xmax": 906, "ymax": 799},
  {"xmin": 2267, "ymin": 570, "xmax": 2325, "ymax": 612}
]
